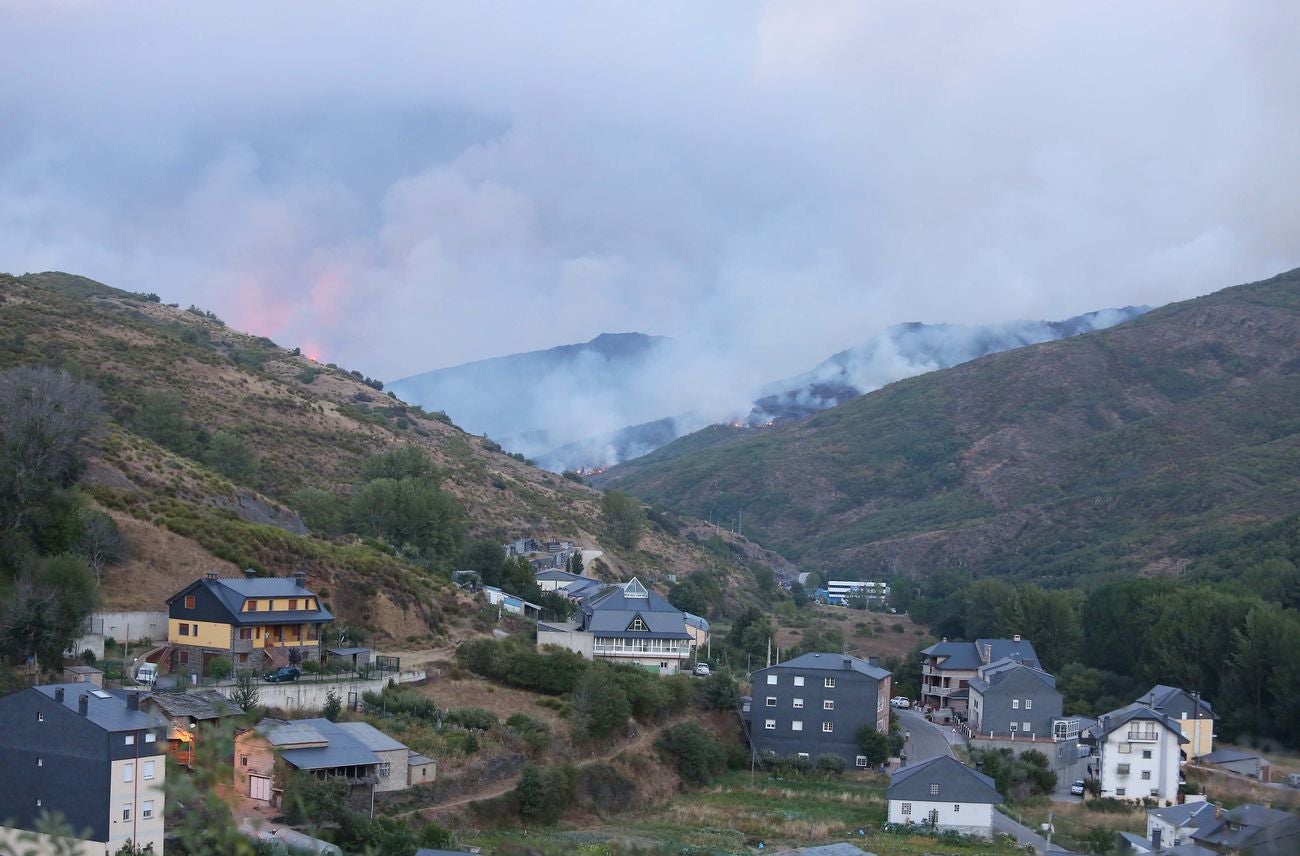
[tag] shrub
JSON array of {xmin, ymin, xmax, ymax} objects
[
  {"xmin": 444, "ymin": 707, "xmax": 498, "ymax": 731},
  {"xmin": 816, "ymin": 754, "xmax": 846, "ymax": 774},
  {"xmin": 698, "ymin": 670, "xmax": 739, "ymax": 710},
  {"xmin": 575, "ymin": 763, "xmax": 635, "ymax": 814},
  {"xmin": 655, "ymin": 722, "xmax": 727, "ymax": 787},
  {"xmin": 297, "ymin": 366, "xmax": 321, "ymax": 384},
  {"xmin": 205, "ymin": 657, "xmax": 233, "ymax": 680}
]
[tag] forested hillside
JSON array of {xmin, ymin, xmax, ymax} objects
[
  {"xmin": 599, "ymin": 267, "xmax": 1300, "ymax": 584},
  {"xmin": 0, "ymin": 272, "xmax": 763, "ymax": 649}
]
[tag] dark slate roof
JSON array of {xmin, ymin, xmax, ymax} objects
[
  {"xmin": 1192, "ymin": 804, "xmax": 1300, "ymax": 852},
  {"xmin": 921, "ymin": 638, "xmax": 1040, "ymax": 670},
  {"xmin": 145, "ymin": 689, "xmax": 245, "ymax": 720},
  {"xmin": 762, "ymin": 652, "xmax": 891, "ymax": 680},
  {"xmin": 1141, "ymin": 684, "xmax": 1217, "ymax": 719},
  {"xmin": 169, "ymin": 576, "xmax": 333, "ymax": 626},
  {"xmin": 535, "ymin": 569, "xmax": 586, "ymax": 583},
  {"xmin": 33, "ymin": 684, "xmax": 166, "ymax": 733},
  {"xmin": 1148, "ymin": 800, "xmax": 1218, "ymax": 830},
  {"xmin": 886, "ymin": 755, "xmax": 1002, "ymax": 804},
  {"xmin": 683, "ymin": 612, "xmax": 710, "ymax": 632},
  {"xmin": 326, "ymin": 646, "xmax": 369, "ymax": 657},
  {"xmin": 1093, "ymin": 702, "xmax": 1189, "ymax": 743},
  {"xmin": 578, "ymin": 578, "xmax": 690, "ymax": 639},
  {"xmin": 256, "ymin": 718, "xmax": 379, "ymax": 770},
  {"xmin": 969, "ymin": 659, "xmax": 1057, "ymax": 694},
  {"xmin": 1201, "ymin": 749, "xmax": 1264, "ymax": 765}
]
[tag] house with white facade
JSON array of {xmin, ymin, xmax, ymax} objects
[
  {"xmin": 1088, "ymin": 702, "xmax": 1187, "ymax": 803},
  {"xmin": 1146, "ymin": 800, "xmax": 1220, "ymax": 851},
  {"xmin": 535, "ymin": 578, "xmax": 692, "ymax": 674},
  {"xmin": 885, "ymin": 755, "xmax": 1002, "ymax": 838}
]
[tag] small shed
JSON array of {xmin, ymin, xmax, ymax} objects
[
  {"xmin": 408, "ymin": 751, "xmax": 437, "ymax": 786},
  {"xmin": 327, "ymin": 646, "xmax": 372, "ymax": 670},
  {"xmin": 63, "ymin": 664, "xmax": 104, "ymax": 688},
  {"xmin": 1199, "ymin": 749, "xmax": 1272, "ymax": 781}
]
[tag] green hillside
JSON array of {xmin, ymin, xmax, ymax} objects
[{"xmin": 598, "ymin": 267, "xmax": 1300, "ymax": 583}]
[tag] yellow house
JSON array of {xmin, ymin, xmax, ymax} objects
[
  {"xmin": 164, "ymin": 572, "xmax": 333, "ymax": 674},
  {"xmin": 1140, "ymin": 684, "xmax": 1217, "ymax": 759}
]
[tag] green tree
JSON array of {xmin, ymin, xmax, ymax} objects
[
  {"xmin": 461, "ymin": 539, "xmax": 507, "ymax": 585},
  {"xmin": 131, "ymin": 390, "xmax": 196, "ymax": 455},
  {"xmin": 280, "ymin": 770, "xmax": 349, "ymax": 827},
  {"xmin": 726, "ymin": 606, "xmax": 776, "ymax": 663},
  {"xmin": 698, "ymin": 671, "xmax": 739, "ymax": 710},
  {"xmin": 571, "ymin": 666, "xmax": 631, "ymax": 741},
  {"xmin": 655, "ymin": 722, "xmax": 727, "ymax": 786},
  {"xmin": 203, "ymin": 430, "xmax": 259, "ymax": 483},
  {"xmin": 289, "ymin": 487, "xmax": 343, "ymax": 535},
  {"xmin": 856, "ymin": 726, "xmax": 890, "ymax": 765},
  {"xmin": 360, "ymin": 445, "xmax": 436, "ymax": 482},
  {"xmin": 323, "ymin": 689, "xmax": 342, "ymax": 722},
  {"xmin": 348, "ymin": 477, "xmax": 464, "ymax": 568},
  {"xmin": 205, "ymin": 656, "xmax": 233, "ymax": 681},
  {"xmin": 230, "ymin": 670, "xmax": 259, "ymax": 711},
  {"xmin": 601, "ymin": 491, "xmax": 645, "ymax": 550},
  {"xmin": 568, "ymin": 551, "xmax": 584, "ymax": 574},
  {"xmin": 1, "ymin": 554, "xmax": 99, "ymax": 670}
]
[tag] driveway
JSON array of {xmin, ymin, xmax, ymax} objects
[{"xmin": 895, "ymin": 707, "xmax": 964, "ymax": 764}]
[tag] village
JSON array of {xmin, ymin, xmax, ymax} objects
[{"xmin": 0, "ymin": 552, "xmax": 1295, "ymax": 856}]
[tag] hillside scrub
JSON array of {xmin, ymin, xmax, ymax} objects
[{"xmin": 655, "ymin": 721, "xmax": 728, "ymax": 786}]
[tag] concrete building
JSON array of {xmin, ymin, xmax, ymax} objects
[
  {"xmin": 165, "ymin": 571, "xmax": 333, "ymax": 675},
  {"xmin": 920, "ymin": 635, "xmax": 1039, "ymax": 715},
  {"xmin": 886, "ymin": 755, "xmax": 1002, "ymax": 838},
  {"xmin": 826, "ymin": 580, "xmax": 890, "ymax": 606},
  {"xmin": 745, "ymin": 653, "xmax": 891, "ymax": 768},
  {"xmin": 1088, "ymin": 702, "xmax": 1187, "ymax": 803},
  {"xmin": 1139, "ymin": 685, "xmax": 1217, "ymax": 760},
  {"xmin": 0, "ymin": 684, "xmax": 168, "ymax": 854},
  {"xmin": 1147, "ymin": 801, "xmax": 1220, "ymax": 850},
  {"xmin": 968, "ymin": 658, "xmax": 1062, "ymax": 739},
  {"xmin": 536, "ymin": 578, "xmax": 692, "ymax": 674}
]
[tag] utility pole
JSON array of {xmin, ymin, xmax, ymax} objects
[{"xmin": 1044, "ymin": 810, "xmax": 1054, "ymax": 853}]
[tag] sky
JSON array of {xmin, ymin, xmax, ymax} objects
[{"xmin": 2, "ymin": 1, "xmax": 1298, "ymax": 386}]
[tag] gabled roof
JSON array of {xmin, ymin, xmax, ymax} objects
[
  {"xmin": 255, "ymin": 718, "xmax": 379, "ymax": 770},
  {"xmin": 683, "ymin": 612, "xmax": 710, "ymax": 632},
  {"xmin": 1192, "ymin": 803, "xmax": 1300, "ymax": 852},
  {"xmin": 144, "ymin": 689, "xmax": 245, "ymax": 720},
  {"xmin": 969, "ymin": 659, "xmax": 1057, "ymax": 694},
  {"xmin": 886, "ymin": 755, "xmax": 1002, "ymax": 804},
  {"xmin": 920, "ymin": 638, "xmax": 1039, "ymax": 670},
  {"xmin": 760, "ymin": 652, "xmax": 890, "ymax": 681},
  {"xmin": 1141, "ymin": 684, "xmax": 1217, "ymax": 719},
  {"xmin": 30, "ymin": 684, "xmax": 166, "ymax": 733},
  {"xmin": 1201, "ymin": 749, "xmax": 1265, "ymax": 765},
  {"xmin": 1092, "ymin": 702, "xmax": 1189, "ymax": 743},
  {"xmin": 168, "ymin": 576, "xmax": 334, "ymax": 626},
  {"xmin": 1149, "ymin": 799, "xmax": 1217, "ymax": 830},
  {"xmin": 534, "ymin": 569, "xmax": 586, "ymax": 583},
  {"xmin": 577, "ymin": 578, "xmax": 690, "ymax": 639}
]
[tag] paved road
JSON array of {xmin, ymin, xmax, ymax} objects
[
  {"xmin": 993, "ymin": 809, "xmax": 1075, "ymax": 854},
  {"xmin": 895, "ymin": 707, "xmax": 962, "ymax": 764}
]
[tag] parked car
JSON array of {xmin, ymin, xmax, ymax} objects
[
  {"xmin": 890, "ymin": 696, "xmax": 911, "ymax": 709},
  {"xmin": 263, "ymin": 666, "xmax": 302, "ymax": 683},
  {"xmin": 1070, "ymin": 780, "xmax": 1086, "ymax": 796},
  {"xmin": 693, "ymin": 663, "xmax": 711, "ymax": 676}
]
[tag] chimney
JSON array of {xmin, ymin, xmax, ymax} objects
[
  {"xmin": 242, "ymin": 567, "xmax": 257, "ymax": 578},
  {"xmin": 205, "ymin": 570, "xmax": 218, "ymax": 580},
  {"xmin": 843, "ymin": 657, "xmax": 852, "ymax": 670},
  {"xmin": 54, "ymin": 688, "xmax": 65, "ymax": 703},
  {"xmin": 1013, "ymin": 634, "xmax": 1021, "ymax": 642},
  {"xmin": 127, "ymin": 693, "xmax": 140, "ymax": 711},
  {"xmin": 78, "ymin": 694, "xmax": 89, "ymax": 716},
  {"xmin": 868, "ymin": 656, "xmax": 880, "ymax": 667},
  {"xmin": 293, "ymin": 571, "xmax": 307, "ymax": 588}
]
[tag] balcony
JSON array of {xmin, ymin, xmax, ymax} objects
[{"xmin": 1126, "ymin": 729, "xmax": 1159, "ymax": 742}]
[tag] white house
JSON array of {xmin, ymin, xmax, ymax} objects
[
  {"xmin": 536, "ymin": 578, "xmax": 692, "ymax": 675},
  {"xmin": 885, "ymin": 755, "xmax": 1003, "ymax": 838},
  {"xmin": 1146, "ymin": 800, "xmax": 1218, "ymax": 850},
  {"xmin": 1089, "ymin": 702, "xmax": 1187, "ymax": 803}
]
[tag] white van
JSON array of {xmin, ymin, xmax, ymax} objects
[{"xmin": 135, "ymin": 662, "xmax": 159, "ymax": 686}]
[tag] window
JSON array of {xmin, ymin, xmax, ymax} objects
[
  {"xmin": 178, "ymin": 623, "xmax": 191, "ymax": 637},
  {"xmin": 125, "ymin": 735, "xmax": 135, "ymax": 746},
  {"xmin": 36, "ymin": 758, "xmax": 42, "ymax": 767},
  {"xmin": 145, "ymin": 732, "xmax": 156, "ymax": 743},
  {"xmin": 793, "ymin": 676, "xmax": 805, "ymax": 687},
  {"xmin": 240, "ymin": 755, "xmax": 248, "ymax": 767},
  {"xmin": 823, "ymin": 700, "xmax": 835, "ymax": 711},
  {"xmin": 1012, "ymin": 699, "xmax": 1020, "ymax": 709},
  {"xmin": 824, "ymin": 677, "xmax": 836, "ymax": 688},
  {"xmin": 764, "ymin": 719, "xmax": 776, "ymax": 730},
  {"xmin": 143, "ymin": 760, "xmax": 155, "ymax": 780},
  {"xmin": 1025, "ymin": 699, "xmax": 1033, "ymax": 710},
  {"xmin": 1117, "ymin": 764, "xmax": 1131, "ymax": 775},
  {"xmin": 793, "ymin": 698, "xmax": 804, "ymax": 709},
  {"xmin": 37, "ymin": 712, "xmax": 43, "ymax": 722},
  {"xmin": 246, "ymin": 600, "xmax": 258, "ymax": 612},
  {"xmin": 184, "ymin": 595, "xmax": 195, "ymax": 609},
  {"xmin": 239, "ymin": 628, "xmax": 252, "ymax": 640},
  {"xmin": 767, "ymin": 675, "xmax": 778, "ymax": 685},
  {"xmin": 1141, "ymin": 771, "xmax": 1151, "ymax": 780},
  {"xmin": 901, "ymin": 802, "xmax": 912, "ymax": 816},
  {"xmin": 766, "ymin": 696, "xmax": 777, "ymax": 707},
  {"xmin": 822, "ymin": 721, "xmax": 833, "ymax": 733},
  {"xmin": 239, "ymin": 653, "xmax": 248, "ymax": 664},
  {"xmin": 797, "ymin": 752, "xmax": 809, "ymax": 760},
  {"xmin": 856, "ymin": 755, "xmax": 868, "ymax": 768},
  {"xmin": 1142, "ymin": 750, "xmax": 1152, "ymax": 760},
  {"xmin": 954, "ymin": 804, "xmax": 960, "ymax": 812},
  {"xmin": 35, "ymin": 799, "xmax": 41, "ymax": 807},
  {"xmin": 1023, "ymin": 722, "xmax": 1031, "ymax": 732},
  {"xmin": 1150, "ymin": 789, "xmax": 1160, "ymax": 797},
  {"xmin": 179, "ymin": 651, "xmax": 189, "ymax": 664},
  {"xmin": 1009, "ymin": 722, "xmax": 1018, "ymax": 732},
  {"xmin": 124, "ymin": 763, "xmax": 134, "ymax": 783},
  {"xmin": 929, "ymin": 783, "xmax": 940, "ymax": 796},
  {"xmin": 792, "ymin": 720, "xmax": 803, "ymax": 731},
  {"xmin": 378, "ymin": 762, "xmax": 392, "ymax": 778},
  {"xmin": 142, "ymin": 800, "xmax": 154, "ymax": 820},
  {"xmin": 1119, "ymin": 742, "xmax": 1132, "ymax": 754},
  {"xmin": 122, "ymin": 804, "xmax": 132, "ymax": 822},
  {"xmin": 289, "ymin": 599, "xmax": 298, "ymax": 611},
  {"xmin": 1116, "ymin": 788, "xmax": 1127, "ymax": 796}
]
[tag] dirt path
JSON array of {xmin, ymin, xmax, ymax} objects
[{"xmin": 395, "ymin": 721, "xmax": 670, "ymax": 819}]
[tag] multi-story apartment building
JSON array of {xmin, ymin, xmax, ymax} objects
[
  {"xmin": 0, "ymin": 684, "xmax": 168, "ymax": 854},
  {"xmin": 164, "ymin": 572, "xmax": 333, "ymax": 674},
  {"xmin": 745, "ymin": 653, "xmax": 892, "ymax": 767},
  {"xmin": 1089, "ymin": 702, "xmax": 1187, "ymax": 803},
  {"xmin": 536, "ymin": 578, "xmax": 694, "ymax": 674},
  {"xmin": 1139, "ymin": 684, "xmax": 1217, "ymax": 760},
  {"xmin": 968, "ymin": 658, "xmax": 1062, "ymax": 739},
  {"xmin": 919, "ymin": 635, "xmax": 1039, "ymax": 715}
]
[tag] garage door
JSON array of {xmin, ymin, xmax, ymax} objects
[{"xmin": 249, "ymin": 775, "xmax": 271, "ymax": 801}]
